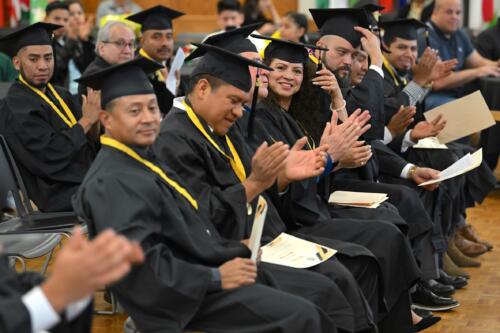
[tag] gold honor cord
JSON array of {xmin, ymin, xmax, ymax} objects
[
  {"xmin": 19, "ymin": 75, "xmax": 77, "ymax": 128},
  {"xmin": 100, "ymin": 136, "xmax": 199, "ymax": 210},
  {"xmin": 182, "ymin": 100, "xmax": 247, "ymax": 182},
  {"xmin": 138, "ymin": 48, "xmax": 166, "ymax": 82},
  {"xmin": 382, "ymin": 56, "xmax": 407, "ymax": 87}
]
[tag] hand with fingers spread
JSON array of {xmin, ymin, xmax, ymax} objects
[
  {"xmin": 354, "ymin": 26, "xmax": 383, "ymax": 67},
  {"xmin": 41, "ymin": 227, "xmax": 144, "ymax": 313},
  {"xmin": 408, "ymin": 167, "xmax": 440, "ymax": 191},
  {"xmin": 338, "ymin": 141, "xmax": 373, "ymax": 169},
  {"xmin": 412, "ymin": 47, "xmax": 439, "ymax": 86},
  {"xmin": 244, "ymin": 141, "xmax": 289, "ymax": 202},
  {"xmin": 429, "ymin": 58, "xmax": 458, "ymax": 82},
  {"xmin": 387, "ymin": 106, "xmax": 416, "ymax": 137},
  {"xmin": 410, "ymin": 114, "xmax": 447, "ymax": 142},
  {"xmin": 80, "ymin": 88, "xmax": 102, "ymax": 133},
  {"xmin": 219, "ymin": 258, "xmax": 257, "ymax": 290},
  {"xmin": 277, "ymin": 137, "xmax": 327, "ymax": 190},
  {"xmin": 78, "ymin": 15, "xmax": 95, "ymax": 41}
]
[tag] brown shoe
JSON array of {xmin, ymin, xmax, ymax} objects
[
  {"xmin": 448, "ymin": 238, "xmax": 481, "ymax": 267},
  {"xmin": 455, "ymin": 234, "xmax": 488, "ymax": 257},
  {"xmin": 460, "ymin": 224, "xmax": 494, "ymax": 251},
  {"xmin": 443, "ymin": 253, "xmax": 470, "ymax": 279}
]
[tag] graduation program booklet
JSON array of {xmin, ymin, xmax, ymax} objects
[
  {"xmin": 328, "ymin": 191, "xmax": 389, "ymax": 209},
  {"xmin": 248, "ymin": 196, "xmax": 268, "ymax": 261},
  {"xmin": 424, "ymin": 91, "xmax": 495, "ymax": 144},
  {"xmin": 261, "ymin": 233, "xmax": 337, "ymax": 269},
  {"xmin": 413, "ymin": 137, "xmax": 448, "ymax": 149},
  {"xmin": 419, "ymin": 149, "xmax": 483, "ymax": 186},
  {"xmin": 166, "ymin": 48, "xmax": 186, "ymax": 95}
]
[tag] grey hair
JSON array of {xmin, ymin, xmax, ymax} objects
[{"xmin": 95, "ymin": 21, "xmax": 134, "ymax": 53}]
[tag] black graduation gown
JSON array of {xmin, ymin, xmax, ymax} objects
[
  {"xmin": 73, "ymin": 145, "xmax": 338, "ymax": 333},
  {"xmin": 0, "ymin": 81, "xmax": 97, "ymax": 212},
  {"xmin": 0, "ymin": 255, "xmax": 92, "ymax": 333},
  {"xmin": 248, "ymin": 103, "xmax": 420, "ymax": 331},
  {"xmin": 155, "ymin": 102, "xmax": 388, "ymax": 333},
  {"xmin": 77, "ymin": 55, "xmax": 110, "ymax": 98}
]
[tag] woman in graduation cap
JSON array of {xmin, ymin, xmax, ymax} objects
[{"xmin": 248, "ymin": 36, "xmax": 443, "ymax": 333}]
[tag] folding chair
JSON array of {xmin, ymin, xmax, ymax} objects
[{"xmin": 0, "ymin": 135, "xmax": 85, "ymax": 235}]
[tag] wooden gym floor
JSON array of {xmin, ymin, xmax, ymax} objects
[{"xmin": 22, "ymin": 186, "xmax": 500, "ymax": 333}]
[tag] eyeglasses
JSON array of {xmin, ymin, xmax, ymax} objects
[{"xmin": 102, "ymin": 40, "xmax": 136, "ymax": 50}]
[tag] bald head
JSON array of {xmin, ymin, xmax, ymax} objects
[{"xmin": 432, "ymin": 0, "xmax": 462, "ymax": 34}]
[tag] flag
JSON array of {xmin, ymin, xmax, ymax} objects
[
  {"xmin": 0, "ymin": 0, "xmax": 5, "ymax": 26},
  {"xmin": 8, "ymin": 0, "xmax": 29, "ymax": 27},
  {"xmin": 468, "ymin": 0, "xmax": 497, "ymax": 30},
  {"xmin": 379, "ymin": 0, "xmax": 394, "ymax": 12}
]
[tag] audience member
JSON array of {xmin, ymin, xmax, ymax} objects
[
  {"xmin": 0, "ymin": 227, "xmax": 144, "ymax": 333},
  {"xmin": 44, "ymin": 1, "xmax": 95, "ymax": 90},
  {"xmin": 0, "ymin": 23, "xmax": 100, "ymax": 212},
  {"xmin": 350, "ymin": 49, "xmax": 369, "ymax": 86},
  {"xmin": 127, "ymin": 5, "xmax": 184, "ymax": 116},
  {"xmin": 78, "ymin": 20, "xmax": 136, "ymax": 97},
  {"xmin": 425, "ymin": 0, "xmax": 500, "ymax": 110},
  {"xmin": 216, "ymin": 0, "xmax": 244, "ymax": 30},
  {"xmin": 279, "ymin": 11, "xmax": 308, "ymax": 43}
]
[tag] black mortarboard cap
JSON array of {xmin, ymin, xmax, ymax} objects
[
  {"xmin": 126, "ymin": 5, "xmax": 184, "ymax": 32},
  {"xmin": 45, "ymin": 1, "xmax": 69, "ymax": 15},
  {"xmin": 0, "ymin": 22, "xmax": 62, "ymax": 57},
  {"xmin": 380, "ymin": 18, "xmax": 427, "ymax": 44},
  {"xmin": 186, "ymin": 23, "xmax": 263, "ymax": 61},
  {"xmin": 190, "ymin": 43, "xmax": 272, "ymax": 92},
  {"xmin": 309, "ymin": 8, "xmax": 371, "ymax": 48},
  {"xmin": 75, "ymin": 57, "xmax": 162, "ymax": 108},
  {"xmin": 358, "ymin": 3, "xmax": 384, "ymax": 27},
  {"xmin": 251, "ymin": 34, "xmax": 328, "ymax": 64}
]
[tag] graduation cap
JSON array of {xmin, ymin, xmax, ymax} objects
[
  {"xmin": 358, "ymin": 3, "xmax": 384, "ymax": 28},
  {"xmin": 250, "ymin": 34, "xmax": 328, "ymax": 64},
  {"xmin": 190, "ymin": 42, "xmax": 272, "ymax": 93},
  {"xmin": 309, "ymin": 8, "xmax": 371, "ymax": 48},
  {"xmin": 186, "ymin": 23, "xmax": 263, "ymax": 62},
  {"xmin": 126, "ymin": 5, "xmax": 184, "ymax": 32},
  {"xmin": 379, "ymin": 19, "xmax": 428, "ymax": 45},
  {"xmin": 75, "ymin": 57, "xmax": 163, "ymax": 108},
  {"xmin": 0, "ymin": 22, "xmax": 62, "ymax": 57}
]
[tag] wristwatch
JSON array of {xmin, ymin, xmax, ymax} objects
[{"xmin": 407, "ymin": 165, "xmax": 418, "ymax": 180}]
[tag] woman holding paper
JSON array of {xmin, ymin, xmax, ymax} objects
[{"xmin": 247, "ymin": 36, "xmax": 441, "ymax": 332}]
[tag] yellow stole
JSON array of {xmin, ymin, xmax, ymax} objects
[
  {"xmin": 182, "ymin": 100, "xmax": 247, "ymax": 182},
  {"xmin": 100, "ymin": 136, "xmax": 198, "ymax": 210},
  {"xmin": 138, "ymin": 48, "xmax": 166, "ymax": 82},
  {"xmin": 19, "ymin": 75, "xmax": 77, "ymax": 128},
  {"xmin": 382, "ymin": 56, "xmax": 408, "ymax": 87}
]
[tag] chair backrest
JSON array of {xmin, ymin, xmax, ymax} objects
[{"xmin": 0, "ymin": 135, "xmax": 31, "ymax": 218}]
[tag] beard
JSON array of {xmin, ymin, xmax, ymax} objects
[
  {"xmin": 20, "ymin": 67, "xmax": 49, "ymax": 89},
  {"xmin": 332, "ymin": 66, "xmax": 352, "ymax": 89}
]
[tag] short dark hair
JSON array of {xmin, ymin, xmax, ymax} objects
[
  {"xmin": 45, "ymin": 1, "xmax": 69, "ymax": 15},
  {"xmin": 217, "ymin": 0, "xmax": 241, "ymax": 14},
  {"xmin": 186, "ymin": 74, "xmax": 226, "ymax": 95},
  {"xmin": 65, "ymin": 0, "xmax": 84, "ymax": 10}
]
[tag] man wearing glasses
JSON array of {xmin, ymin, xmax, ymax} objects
[{"xmin": 77, "ymin": 20, "xmax": 136, "ymax": 97}]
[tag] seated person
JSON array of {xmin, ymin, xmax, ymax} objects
[
  {"xmin": 425, "ymin": 0, "xmax": 500, "ymax": 110},
  {"xmin": 44, "ymin": 1, "xmax": 95, "ymax": 90},
  {"xmin": 216, "ymin": 0, "xmax": 244, "ymax": 30},
  {"xmin": 350, "ymin": 50, "xmax": 369, "ymax": 86},
  {"xmin": 242, "ymin": 0, "xmax": 280, "ymax": 35},
  {"xmin": 0, "ymin": 226, "xmax": 143, "ymax": 333},
  {"xmin": 0, "ymin": 23, "xmax": 101, "ymax": 212},
  {"xmin": 277, "ymin": 11, "xmax": 308, "ymax": 43},
  {"xmin": 74, "ymin": 56, "xmax": 339, "ymax": 333},
  {"xmin": 127, "ymin": 5, "xmax": 184, "ymax": 116},
  {"xmin": 77, "ymin": 20, "xmax": 136, "ymax": 97}
]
